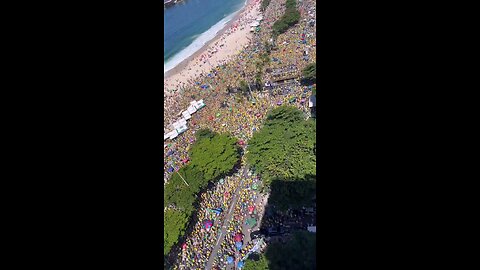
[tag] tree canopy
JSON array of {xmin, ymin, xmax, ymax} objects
[
  {"xmin": 272, "ymin": 0, "xmax": 300, "ymax": 36},
  {"xmin": 246, "ymin": 106, "xmax": 316, "ymax": 210},
  {"xmin": 247, "ymin": 106, "xmax": 316, "ymax": 185},
  {"xmin": 164, "ymin": 131, "xmax": 240, "ymax": 256},
  {"xmin": 189, "ymin": 133, "xmax": 240, "ymax": 180},
  {"xmin": 260, "ymin": 0, "xmax": 271, "ymax": 12},
  {"xmin": 302, "ymin": 62, "xmax": 316, "ymax": 83},
  {"xmin": 244, "ymin": 253, "xmax": 270, "ymax": 270},
  {"xmin": 164, "ymin": 209, "xmax": 189, "ymax": 256}
]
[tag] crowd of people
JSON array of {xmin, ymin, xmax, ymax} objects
[
  {"xmin": 212, "ymin": 171, "xmax": 264, "ymax": 269},
  {"xmin": 165, "ymin": 0, "xmax": 317, "ymax": 268},
  {"xmin": 172, "ymin": 171, "xmax": 244, "ymax": 269}
]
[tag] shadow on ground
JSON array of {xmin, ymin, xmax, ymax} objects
[{"xmin": 246, "ymin": 175, "xmax": 317, "ymax": 269}]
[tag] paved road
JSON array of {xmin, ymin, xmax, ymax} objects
[{"xmin": 205, "ymin": 165, "xmax": 249, "ymax": 270}]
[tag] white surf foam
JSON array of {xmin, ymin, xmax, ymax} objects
[{"xmin": 164, "ymin": 8, "xmax": 242, "ymax": 74}]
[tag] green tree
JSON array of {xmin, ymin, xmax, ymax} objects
[
  {"xmin": 189, "ymin": 133, "xmax": 240, "ymax": 180},
  {"xmin": 272, "ymin": 0, "xmax": 300, "ymax": 36},
  {"xmin": 302, "ymin": 62, "xmax": 316, "ymax": 82},
  {"xmin": 239, "ymin": 80, "xmax": 250, "ymax": 95},
  {"xmin": 260, "ymin": 0, "xmax": 271, "ymax": 11},
  {"xmin": 246, "ymin": 106, "xmax": 316, "ymax": 209},
  {"xmin": 164, "ymin": 209, "xmax": 189, "ymax": 255},
  {"xmin": 244, "ymin": 253, "xmax": 270, "ymax": 270}
]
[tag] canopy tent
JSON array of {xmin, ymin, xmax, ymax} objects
[
  {"xmin": 195, "ymin": 99, "xmax": 205, "ymax": 109},
  {"xmin": 227, "ymin": 256, "xmax": 234, "ymax": 264},
  {"xmin": 178, "ymin": 118, "xmax": 187, "ymax": 126},
  {"xmin": 234, "ymin": 233, "xmax": 243, "ymax": 242},
  {"xmin": 176, "ymin": 124, "xmax": 188, "ymax": 134},
  {"xmin": 210, "ymin": 208, "xmax": 223, "ymax": 215},
  {"xmin": 246, "ymin": 218, "xmax": 257, "ymax": 227},
  {"xmin": 187, "ymin": 105, "xmax": 197, "ymax": 114},
  {"xmin": 203, "ymin": 220, "xmax": 213, "ymax": 230},
  {"xmin": 168, "ymin": 130, "xmax": 179, "ymax": 139},
  {"xmin": 182, "ymin": 111, "xmax": 191, "ymax": 120},
  {"xmin": 172, "ymin": 121, "xmax": 181, "ymax": 130}
]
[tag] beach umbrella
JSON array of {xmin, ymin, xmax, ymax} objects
[
  {"xmin": 219, "ymin": 178, "xmax": 224, "ymax": 184},
  {"xmin": 234, "ymin": 233, "xmax": 243, "ymax": 242},
  {"xmin": 203, "ymin": 220, "xmax": 213, "ymax": 230},
  {"xmin": 238, "ymin": 261, "xmax": 245, "ymax": 268},
  {"xmin": 235, "ymin": 241, "xmax": 242, "ymax": 250},
  {"xmin": 227, "ymin": 256, "xmax": 234, "ymax": 264},
  {"xmin": 246, "ymin": 218, "xmax": 257, "ymax": 228}
]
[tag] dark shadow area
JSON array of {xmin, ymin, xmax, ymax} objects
[{"xmin": 249, "ymin": 176, "xmax": 317, "ymax": 269}]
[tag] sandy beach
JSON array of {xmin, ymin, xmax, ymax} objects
[{"xmin": 164, "ymin": 0, "xmax": 261, "ymax": 92}]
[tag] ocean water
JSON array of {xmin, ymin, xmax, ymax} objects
[{"xmin": 164, "ymin": 0, "xmax": 245, "ymax": 73}]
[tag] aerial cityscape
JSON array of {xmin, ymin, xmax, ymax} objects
[{"xmin": 164, "ymin": 0, "xmax": 316, "ymax": 269}]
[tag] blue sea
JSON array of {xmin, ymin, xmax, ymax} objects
[{"xmin": 164, "ymin": 0, "xmax": 246, "ymax": 73}]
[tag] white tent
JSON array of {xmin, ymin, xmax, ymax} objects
[
  {"xmin": 172, "ymin": 121, "xmax": 181, "ymax": 130},
  {"xmin": 187, "ymin": 105, "xmax": 197, "ymax": 114},
  {"xmin": 182, "ymin": 111, "xmax": 191, "ymax": 120},
  {"xmin": 250, "ymin": 22, "xmax": 260, "ymax": 27},
  {"xmin": 176, "ymin": 124, "xmax": 188, "ymax": 134},
  {"xmin": 195, "ymin": 99, "xmax": 205, "ymax": 109},
  {"xmin": 169, "ymin": 130, "xmax": 179, "ymax": 139},
  {"xmin": 164, "ymin": 133, "xmax": 170, "ymax": 141},
  {"xmin": 178, "ymin": 118, "xmax": 187, "ymax": 126}
]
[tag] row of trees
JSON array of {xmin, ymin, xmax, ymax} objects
[
  {"xmin": 164, "ymin": 130, "xmax": 240, "ymax": 256},
  {"xmin": 272, "ymin": 0, "xmax": 300, "ymax": 36}
]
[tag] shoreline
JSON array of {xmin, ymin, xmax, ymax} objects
[{"xmin": 164, "ymin": 0, "xmax": 256, "ymax": 86}]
